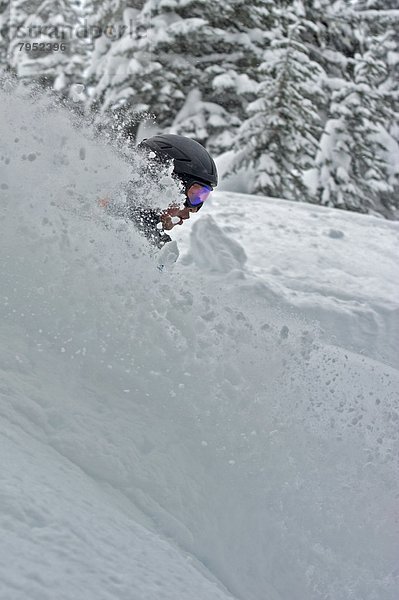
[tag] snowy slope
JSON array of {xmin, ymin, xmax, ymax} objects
[
  {"xmin": 172, "ymin": 192, "xmax": 399, "ymax": 370},
  {"xmin": 1, "ymin": 85, "xmax": 399, "ymax": 600}
]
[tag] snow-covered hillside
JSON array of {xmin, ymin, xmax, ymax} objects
[
  {"xmin": 1, "ymin": 86, "xmax": 398, "ymax": 600},
  {"xmin": 173, "ymin": 190, "xmax": 399, "ymax": 370}
]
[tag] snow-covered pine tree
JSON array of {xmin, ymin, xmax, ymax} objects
[
  {"xmin": 352, "ymin": 0, "xmax": 399, "ymax": 215},
  {"xmin": 232, "ymin": 5, "xmax": 325, "ymax": 201},
  {"xmin": 313, "ymin": 2, "xmax": 398, "ymax": 216},
  {"xmin": 87, "ymin": 0, "xmax": 271, "ymax": 154},
  {"xmin": 298, "ymin": 0, "xmax": 355, "ymax": 80},
  {"xmin": 84, "ymin": 0, "xmax": 145, "ymax": 142},
  {"xmin": 351, "ymin": 1, "xmax": 399, "ymax": 96},
  {"xmin": 7, "ymin": 0, "xmax": 84, "ymax": 96},
  {"xmin": 0, "ymin": 0, "xmax": 11, "ymax": 70},
  {"xmin": 314, "ymin": 36, "xmax": 394, "ymax": 215}
]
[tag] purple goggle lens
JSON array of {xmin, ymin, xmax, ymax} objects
[{"xmin": 185, "ymin": 182, "xmax": 212, "ymax": 207}]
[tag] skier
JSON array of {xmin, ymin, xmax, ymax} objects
[{"xmin": 128, "ymin": 134, "xmax": 218, "ymax": 248}]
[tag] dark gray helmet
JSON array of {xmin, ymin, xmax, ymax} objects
[{"xmin": 138, "ymin": 134, "xmax": 218, "ymax": 188}]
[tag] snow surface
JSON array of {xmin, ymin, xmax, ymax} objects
[
  {"xmin": 173, "ymin": 191, "xmax": 399, "ymax": 370},
  {"xmin": 1, "ymin": 85, "xmax": 399, "ymax": 600}
]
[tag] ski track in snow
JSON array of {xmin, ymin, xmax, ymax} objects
[{"xmin": 0, "ymin": 84, "xmax": 399, "ymax": 600}]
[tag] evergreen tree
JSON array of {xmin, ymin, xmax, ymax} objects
[
  {"xmin": 313, "ymin": 1, "xmax": 399, "ymax": 216},
  {"xmin": 0, "ymin": 0, "xmax": 11, "ymax": 70},
  {"xmin": 7, "ymin": 0, "xmax": 84, "ymax": 95},
  {"xmin": 87, "ymin": 0, "xmax": 271, "ymax": 153},
  {"xmin": 353, "ymin": 0, "xmax": 399, "ymax": 210},
  {"xmin": 232, "ymin": 6, "xmax": 325, "ymax": 201},
  {"xmin": 314, "ymin": 38, "xmax": 394, "ymax": 214},
  {"xmin": 300, "ymin": 0, "xmax": 358, "ymax": 77},
  {"xmin": 352, "ymin": 0, "xmax": 399, "ymax": 95},
  {"xmin": 84, "ymin": 1, "xmax": 143, "ymax": 141}
]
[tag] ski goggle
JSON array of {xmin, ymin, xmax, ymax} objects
[{"xmin": 184, "ymin": 181, "xmax": 213, "ymax": 208}]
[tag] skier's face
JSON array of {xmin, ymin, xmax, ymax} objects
[{"xmin": 160, "ymin": 203, "xmax": 199, "ymax": 231}]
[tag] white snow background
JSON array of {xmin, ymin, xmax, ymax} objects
[{"xmin": 0, "ymin": 85, "xmax": 398, "ymax": 600}]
